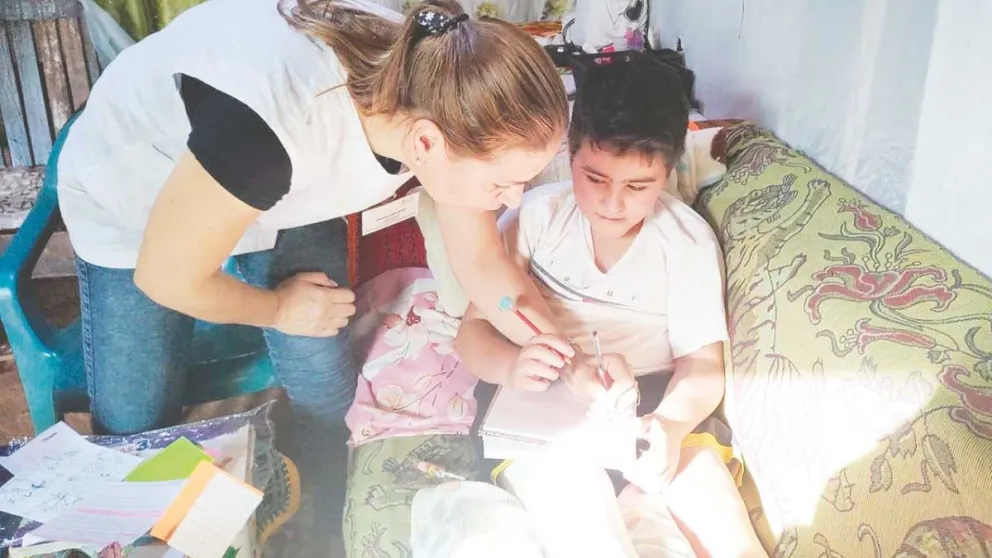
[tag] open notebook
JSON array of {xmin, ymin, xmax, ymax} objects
[{"xmin": 479, "ymin": 381, "xmax": 639, "ymax": 471}]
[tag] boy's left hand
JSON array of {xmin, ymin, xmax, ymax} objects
[
  {"xmin": 622, "ymin": 414, "xmax": 682, "ymax": 493},
  {"xmin": 565, "ymin": 352, "xmax": 638, "ymax": 416}
]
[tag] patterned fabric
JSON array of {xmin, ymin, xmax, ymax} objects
[
  {"xmin": 346, "ymin": 268, "xmax": 477, "ymax": 446},
  {"xmin": 342, "ymin": 434, "xmax": 481, "ymax": 558},
  {"xmin": 350, "ymin": 217, "xmax": 428, "ymax": 287},
  {"xmin": 412, "ymin": 10, "xmax": 469, "ymax": 38},
  {"xmin": 695, "ymin": 124, "xmax": 992, "ymax": 558},
  {"xmin": 257, "ymin": 453, "xmax": 302, "ymax": 547},
  {"xmin": 347, "ymin": 180, "xmax": 428, "ymax": 286},
  {"xmin": 0, "ymin": 167, "xmax": 44, "ymax": 230}
]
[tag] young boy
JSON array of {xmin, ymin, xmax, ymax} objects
[{"xmin": 455, "ymin": 55, "xmax": 767, "ymax": 557}]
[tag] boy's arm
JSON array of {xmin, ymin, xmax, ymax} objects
[
  {"xmin": 652, "ymin": 341, "xmax": 725, "ymax": 439},
  {"xmin": 659, "ymin": 215, "xmax": 731, "ymax": 439}
]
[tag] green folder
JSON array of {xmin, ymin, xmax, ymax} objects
[{"xmin": 125, "ymin": 437, "xmax": 212, "ymax": 482}]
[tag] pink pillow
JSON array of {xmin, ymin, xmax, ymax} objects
[{"xmin": 345, "ymin": 267, "xmax": 479, "ymax": 446}]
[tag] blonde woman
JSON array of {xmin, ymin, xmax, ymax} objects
[{"xmin": 56, "ymin": 0, "xmax": 570, "ymax": 541}]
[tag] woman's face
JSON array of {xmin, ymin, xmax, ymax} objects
[{"xmin": 416, "ymin": 143, "xmax": 560, "ymax": 211}]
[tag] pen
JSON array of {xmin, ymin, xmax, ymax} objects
[
  {"xmin": 416, "ymin": 460, "xmax": 466, "ymax": 481},
  {"xmin": 592, "ymin": 331, "xmax": 614, "ymax": 389}
]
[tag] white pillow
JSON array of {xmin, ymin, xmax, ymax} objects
[
  {"xmin": 674, "ymin": 127, "xmax": 728, "ymax": 205},
  {"xmin": 415, "ymin": 193, "xmax": 471, "ymax": 318}
]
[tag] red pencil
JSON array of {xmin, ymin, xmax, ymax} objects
[
  {"xmin": 510, "ymin": 306, "xmax": 543, "ymax": 336},
  {"xmin": 498, "ymin": 296, "xmax": 614, "ymax": 387}
]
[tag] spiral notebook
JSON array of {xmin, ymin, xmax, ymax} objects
[{"xmin": 479, "ymin": 381, "xmax": 638, "ymax": 470}]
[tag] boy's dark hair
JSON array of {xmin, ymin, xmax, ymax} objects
[{"xmin": 568, "ymin": 53, "xmax": 690, "ymax": 168}]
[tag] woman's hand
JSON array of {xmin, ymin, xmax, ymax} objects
[
  {"xmin": 273, "ymin": 272, "xmax": 357, "ymax": 337},
  {"xmin": 506, "ymin": 334, "xmax": 574, "ymax": 391}
]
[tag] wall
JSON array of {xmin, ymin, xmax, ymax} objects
[
  {"xmin": 649, "ymin": 0, "xmax": 991, "ymax": 276},
  {"xmin": 904, "ymin": 1, "xmax": 992, "ymax": 278}
]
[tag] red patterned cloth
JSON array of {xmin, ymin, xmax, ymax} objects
[
  {"xmin": 346, "ymin": 178, "xmax": 428, "ymax": 286},
  {"xmin": 518, "ymin": 21, "xmax": 562, "ymax": 38}
]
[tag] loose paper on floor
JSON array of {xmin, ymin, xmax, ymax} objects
[
  {"xmin": 0, "ymin": 422, "xmax": 141, "ymax": 481},
  {"xmin": 0, "ymin": 422, "xmax": 143, "ymax": 523},
  {"xmin": 29, "ymin": 480, "xmax": 185, "ymax": 550}
]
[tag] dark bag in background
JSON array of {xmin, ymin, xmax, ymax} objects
[{"xmin": 565, "ymin": 48, "xmax": 702, "ymax": 112}]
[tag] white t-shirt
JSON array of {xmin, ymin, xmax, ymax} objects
[
  {"xmin": 56, "ymin": 0, "xmax": 410, "ymax": 269},
  {"xmin": 499, "ymin": 182, "xmax": 728, "ymax": 376}
]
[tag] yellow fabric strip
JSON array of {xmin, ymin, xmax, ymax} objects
[
  {"xmin": 490, "ymin": 459, "xmax": 514, "ymax": 484},
  {"xmin": 681, "ymin": 432, "xmax": 745, "ymax": 487}
]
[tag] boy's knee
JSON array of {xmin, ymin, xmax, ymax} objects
[
  {"xmin": 677, "ymin": 445, "xmax": 729, "ymax": 475},
  {"xmin": 668, "ymin": 445, "xmax": 739, "ymax": 500}
]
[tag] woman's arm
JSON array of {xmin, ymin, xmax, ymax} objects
[
  {"xmin": 652, "ymin": 341, "xmax": 726, "ymax": 439},
  {"xmin": 134, "ymin": 150, "xmax": 281, "ymax": 327},
  {"xmin": 456, "ymin": 303, "xmax": 571, "ymax": 390},
  {"xmin": 136, "ymin": 151, "xmax": 355, "ymax": 335},
  {"xmin": 454, "ymin": 304, "xmax": 520, "ymax": 385},
  {"xmin": 434, "ymin": 203, "xmax": 560, "ymax": 345}
]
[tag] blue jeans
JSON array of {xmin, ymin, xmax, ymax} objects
[{"xmin": 76, "ymin": 219, "xmax": 354, "ymax": 524}]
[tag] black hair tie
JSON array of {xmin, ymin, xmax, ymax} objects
[{"xmin": 413, "ymin": 10, "xmax": 469, "ymax": 42}]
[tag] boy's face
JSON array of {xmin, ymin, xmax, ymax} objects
[{"xmin": 571, "ymin": 142, "xmax": 670, "ymax": 239}]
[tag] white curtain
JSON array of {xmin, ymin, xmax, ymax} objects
[{"xmin": 648, "ymin": 0, "xmax": 992, "ymax": 276}]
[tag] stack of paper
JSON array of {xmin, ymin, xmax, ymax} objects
[
  {"xmin": 0, "ymin": 422, "xmax": 261, "ymax": 558},
  {"xmin": 0, "ymin": 422, "xmax": 144, "ymax": 523},
  {"xmin": 479, "ymin": 382, "xmax": 639, "ymax": 471}
]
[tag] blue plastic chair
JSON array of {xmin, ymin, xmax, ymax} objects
[{"xmin": 0, "ymin": 113, "xmax": 279, "ymax": 434}]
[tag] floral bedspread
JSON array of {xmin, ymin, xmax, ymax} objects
[
  {"xmin": 695, "ymin": 124, "xmax": 992, "ymax": 558},
  {"xmin": 346, "ymin": 268, "xmax": 477, "ymax": 447}
]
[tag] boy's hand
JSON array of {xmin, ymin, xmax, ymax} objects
[
  {"xmin": 622, "ymin": 414, "xmax": 682, "ymax": 493},
  {"xmin": 567, "ymin": 353, "xmax": 638, "ymax": 415},
  {"xmin": 506, "ymin": 334, "xmax": 574, "ymax": 392}
]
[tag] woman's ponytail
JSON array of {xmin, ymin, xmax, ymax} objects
[{"xmin": 282, "ymin": 0, "xmax": 568, "ymax": 158}]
